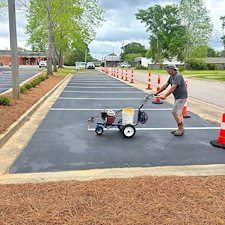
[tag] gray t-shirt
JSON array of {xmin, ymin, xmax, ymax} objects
[{"xmin": 167, "ymin": 72, "xmax": 188, "ymax": 99}]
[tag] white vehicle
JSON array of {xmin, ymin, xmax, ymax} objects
[
  {"xmin": 87, "ymin": 62, "xmax": 95, "ymax": 69},
  {"xmin": 39, "ymin": 61, "xmax": 47, "ymax": 68},
  {"xmin": 118, "ymin": 62, "xmax": 131, "ymax": 68}
]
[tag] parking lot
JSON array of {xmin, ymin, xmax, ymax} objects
[
  {"xmin": 0, "ymin": 66, "xmax": 43, "ymax": 94},
  {"xmin": 8, "ymin": 70, "xmax": 225, "ymax": 174}
]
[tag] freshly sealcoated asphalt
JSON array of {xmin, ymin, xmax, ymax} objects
[
  {"xmin": 0, "ymin": 66, "xmax": 43, "ymax": 94},
  {"xmin": 9, "ymin": 70, "xmax": 224, "ymax": 174}
]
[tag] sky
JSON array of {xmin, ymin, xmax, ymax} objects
[{"xmin": 0, "ymin": 0, "xmax": 225, "ymax": 59}]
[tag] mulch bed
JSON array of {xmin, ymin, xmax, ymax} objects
[
  {"xmin": 0, "ymin": 75, "xmax": 64, "ymax": 134},
  {"xmin": 0, "ymin": 176, "xmax": 225, "ymax": 224}
]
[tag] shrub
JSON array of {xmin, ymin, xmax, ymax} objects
[
  {"xmin": 38, "ymin": 76, "xmax": 47, "ymax": 81},
  {"xmin": 20, "ymin": 86, "xmax": 28, "ymax": 94},
  {"xmin": 185, "ymin": 58, "xmax": 207, "ymax": 70},
  {"xmin": 135, "ymin": 63, "xmax": 148, "ymax": 70},
  {"xmin": 207, "ymin": 63, "xmax": 216, "ymax": 70},
  {"xmin": 177, "ymin": 65, "xmax": 185, "ymax": 73},
  {"xmin": 31, "ymin": 79, "xmax": 41, "ymax": 87},
  {"xmin": 24, "ymin": 83, "xmax": 33, "ymax": 90},
  {"xmin": 0, "ymin": 96, "xmax": 11, "ymax": 105}
]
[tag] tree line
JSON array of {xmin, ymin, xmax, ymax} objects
[
  {"xmin": 0, "ymin": 0, "xmax": 104, "ymax": 75},
  {"xmin": 1, "ymin": 0, "xmax": 225, "ymax": 72},
  {"xmin": 114, "ymin": 0, "xmax": 225, "ymax": 68}
]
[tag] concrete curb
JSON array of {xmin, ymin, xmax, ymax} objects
[
  {"xmin": 1, "ymin": 164, "xmax": 225, "ymax": 184},
  {"xmin": 0, "ymin": 74, "xmax": 73, "ymax": 149}
]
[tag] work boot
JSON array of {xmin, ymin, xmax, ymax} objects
[
  {"xmin": 174, "ymin": 122, "xmax": 185, "ymax": 136},
  {"xmin": 171, "ymin": 130, "xmax": 178, "ymax": 134}
]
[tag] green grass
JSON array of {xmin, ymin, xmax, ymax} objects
[
  {"xmin": 134, "ymin": 69, "xmax": 225, "ymax": 81},
  {"xmin": 193, "ymin": 75, "xmax": 225, "ymax": 81},
  {"xmin": 54, "ymin": 67, "xmax": 75, "ymax": 76},
  {"xmin": 50, "ymin": 67, "xmax": 225, "ymax": 81}
]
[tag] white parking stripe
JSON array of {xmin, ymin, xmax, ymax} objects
[
  {"xmin": 88, "ymin": 127, "xmax": 220, "ymax": 131},
  {"xmin": 63, "ymin": 91, "xmax": 143, "ymax": 93},
  {"xmin": 51, "ymin": 108, "xmax": 173, "ymax": 111},
  {"xmin": 68, "ymin": 84, "xmax": 125, "ymax": 86},
  {"xmin": 58, "ymin": 97, "xmax": 142, "ymax": 100},
  {"xmin": 65, "ymin": 86, "xmax": 133, "ymax": 88}
]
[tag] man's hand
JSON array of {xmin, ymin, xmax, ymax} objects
[{"xmin": 160, "ymin": 95, "xmax": 166, "ymax": 100}]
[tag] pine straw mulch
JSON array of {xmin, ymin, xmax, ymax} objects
[
  {"xmin": 0, "ymin": 176, "xmax": 225, "ymax": 224},
  {"xmin": 0, "ymin": 75, "xmax": 64, "ymax": 134}
]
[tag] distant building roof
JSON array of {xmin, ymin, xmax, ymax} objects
[
  {"xmin": 104, "ymin": 56, "xmax": 121, "ymax": 61},
  {"xmin": 0, "ymin": 50, "xmax": 46, "ymax": 57},
  {"xmin": 202, "ymin": 57, "xmax": 225, "ymax": 64}
]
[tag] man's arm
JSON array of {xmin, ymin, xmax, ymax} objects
[
  {"xmin": 155, "ymin": 83, "xmax": 169, "ymax": 95},
  {"xmin": 161, "ymin": 84, "xmax": 177, "ymax": 100}
]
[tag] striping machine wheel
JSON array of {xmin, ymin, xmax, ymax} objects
[
  {"xmin": 95, "ymin": 126, "xmax": 104, "ymax": 135},
  {"xmin": 122, "ymin": 124, "xmax": 136, "ymax": 138}
]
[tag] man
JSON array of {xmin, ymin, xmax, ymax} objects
[{"xmin": 155, "ymin": 64, "xmax": 188, "ymax": 136}]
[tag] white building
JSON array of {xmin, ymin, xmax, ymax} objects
[
  {"xmin": 135, "ymin": 57, "xmax": 183, "ymax": 69},
  {"xmin": 135, "ymin": 57, "xmax": 152, "ymax": 67}
]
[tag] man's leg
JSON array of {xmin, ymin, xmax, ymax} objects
[
  {"xmin": 171, "ymin": 99, "xmax": 186, "ymax": 136},
  {"xmin": 173, "ymin": 113, "xmax": 184, "ymax": 132}
]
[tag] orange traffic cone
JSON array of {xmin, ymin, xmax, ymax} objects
[
  {"xmin": 210, "ymin": 107, "xmax": 225, "ymax": 149},
  {"xmin": 130, "ymin": 70, "xmax": 134, "ymax": 83},
  {"xmin": 182, "ymin": 81, "xmax": 191, "ymax": 118},
  {"xmin": 146, "ymin": 72, "xmax": 152, "ymax": 90},
  {"xmin": 182, "ymin": 101, "xmax": 191, "ymax": 118},
  {"xmin": 152, "ymin": 75, "xmax": 163, "ymax": 104}
]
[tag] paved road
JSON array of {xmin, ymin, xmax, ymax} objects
[
  {"xmin": 0, "ymin": 66, "xmax": 44, "ymax": 94},
  {"xmin": 102, "ymin": 68, "xmax": 225, "ymax": 108},
  {"xmin": 9, "ymin": 70, "xmax": 224, "ymax": 174}
]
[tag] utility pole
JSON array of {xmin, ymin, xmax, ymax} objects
[
  {"xmin": 8, "ymin": 0, "xmax": 19, "ymax": 99},
  {"xmin": 84, "ymin": 49, "xmax": 87, "ymax": 68}
]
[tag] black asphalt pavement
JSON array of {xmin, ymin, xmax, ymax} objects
[
  {"xmin": 10, "ymin": 70, "xmax": 224, "ymax": 174},
  {"xmin": 0, "ymin": 66, "xmax": 43, "ymax": 94}
]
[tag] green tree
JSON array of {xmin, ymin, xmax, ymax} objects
[
  {"xmin": 180, "ymin": 0, "xmax": 213, "ymax": 59},
  {"xmin": 192, "ymin": 46, "xmax": 218, "ymax": 58},
  {"xmin": 124, "ymin": 53, "xmax": 142, "ymax": 64},
  {"xmin": 108, "ymin": 53, "xmax": 117, "ymax": 56},
  {"xmin": 25, "ymin": 0, "xmax": 104, "ymax": 74},
  {"xmin": 136, "ymin": 4, "xmax": 186, "ymax": 63},
  {"xmin": 121, "ymin": 42, "xmax": 146, "ymax": 60},
  {"xmin": 220, "ymin": 16, "xmax": 225, "ymax": 55},
  {"xmin": 0, "ymin": 0, "xmax": 7, "ymax": 15}
]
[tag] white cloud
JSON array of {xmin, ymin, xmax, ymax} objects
[{"xmin": 0, "ymin": 0, "xmax": 224, "ymax": 55}]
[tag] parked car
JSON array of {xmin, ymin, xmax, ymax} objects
[
  {"xmin": 120, "ymin": 62, "xmax": 131, "ymax": 68},
  {"xmin": 39, "ymin": 61, "xmax": 47, "ymax": 68},
  {"xmin": 87, "ymin": 62, "xmax": 95, "ymax": 69}
]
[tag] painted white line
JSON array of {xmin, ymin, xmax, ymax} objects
[
  {"xmin": 88, "ymin": 127, "xmax": 220, "ymax": 131},
  {"xmin": 63, "ymin": 91, "xmax": 143, "ymax": 93},
  {"xmin": 65, "ymin": 86, "xmax": 133, "ymax": 88},
  {"xmin": 58, "ymin": 97, "xmax": 142, "ymax": 100},
  {"xmin": 51, "ymin": 108, "xmax": 173, "ymax": 111},
  {"xmin": 68, "ymin": 84, "xmax": 125, "ymax": 86}
]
